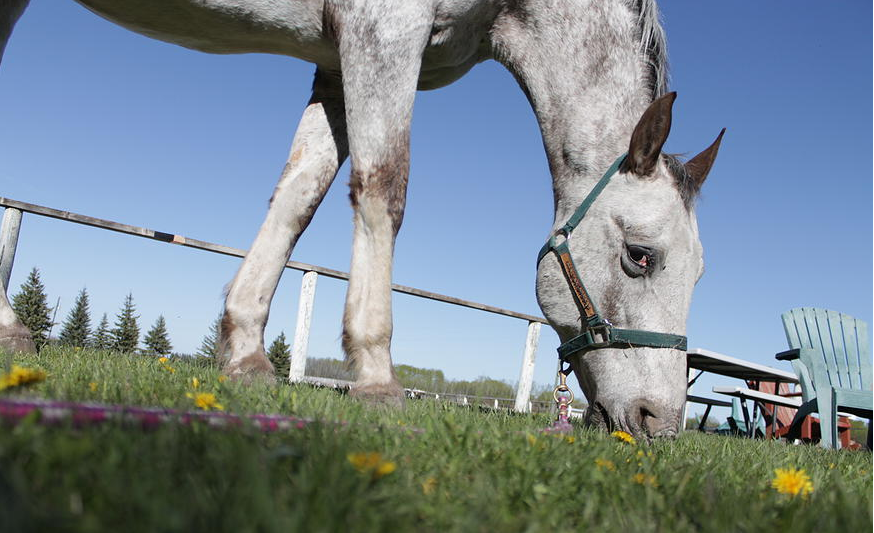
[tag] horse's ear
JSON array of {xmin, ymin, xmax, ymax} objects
[
  {"xmin": 684, "ymin": 128, "xmax": 726, "ymax": 189},
  {"xmin": 624, "ymin": 92, "xmax": 676, "ymax": 176}
]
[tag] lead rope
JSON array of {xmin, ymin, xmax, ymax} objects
[{"xmin": 543, "ymin": 364, "xmax": 575, "ymax": 434}]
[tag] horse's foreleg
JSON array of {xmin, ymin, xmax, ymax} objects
[
  {"xmin": 0, "ymin": 0, "xmax": 42, "ymax": 354},
  {"xmin": 221, "ymin": 73, "xmax": 348, "ymax": 378},
  {"xmin": 0, "ymin": 288, "xmax": 36, "ymax": 354},
  {"xmin": 334, "ymin": 4, "xmax": 431, "ymax": 401}
]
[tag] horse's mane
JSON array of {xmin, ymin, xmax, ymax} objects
[
  {"xmin": 634, "ymin": 2, "xmax": 700, "ymax": 208},
  {"xmin": 663, "ymin": 154, "xmax": 700, "ymax": 210},
  {"xmin": 632, "ymin": 0, "xmax": 670, "ymax": 100}
]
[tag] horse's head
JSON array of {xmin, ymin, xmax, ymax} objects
[{"xmin": 536, "ymin": 92, "xmax": 723, "ymax": 438}]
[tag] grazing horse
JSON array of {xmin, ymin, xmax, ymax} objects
[{"xmin": 0, "ymin": 0, "xmax": 722, "ymax": 437}]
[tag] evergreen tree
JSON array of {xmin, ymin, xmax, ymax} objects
[
  {"xmin": 93, "ymin": 313, "xmax": 112, "ymax": 350},
  {"xmin": 11, "ymin": 267, "xmax": 53, "ymax": 349},
  {"xmin": 143, "ymin": 315, "xmax": 173, "ymax": 356},
  {"xmin": 58, "ymin": 288, "xmax": 91, "ymax": 348},
  {"xmin": 197, "ymin": 314, "xmax": 222, "ymax": 359},
  {"xmin": 111, "ymin": 293, "xmax": 140, "ymax": 353},
  {"xmin": 266, "ymin": 331, "xmax": 291, "ymax": 378}
]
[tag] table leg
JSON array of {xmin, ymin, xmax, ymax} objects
[
  {"xmin": 740, "ymin": 398, "xmax": 753, "ymax": 438},
  {"xmin": 699, "ymin": 405, "xmax": 713, "ymax": 432}
]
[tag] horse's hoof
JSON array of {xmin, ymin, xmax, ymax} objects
[
  {"xmin": 349, "ymin": 381, "xmax": 405, "ymax": 408},
  {"xmin": 222, "ymin": 351, "xmax": 276, "ymax": 383},
  {"xmin": 0, "ymin": 328, "xmax": 36, "ymax": 354}
]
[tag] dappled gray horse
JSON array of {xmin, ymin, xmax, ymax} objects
[{"xmin": 0, "ymin": 0, "xmax": 722, "ymax": 437}]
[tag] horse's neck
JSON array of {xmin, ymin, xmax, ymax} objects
[{"xmin": 492, "ymin": 0, "xmax": 656, "ymax": 223}]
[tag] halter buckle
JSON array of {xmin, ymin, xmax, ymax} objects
[{"xmin": 588, "ymin": 324, "xmax": 613, "ymax": 348}]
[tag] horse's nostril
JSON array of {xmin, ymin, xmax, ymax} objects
[{"xmin": 628, "ymin": 399, "xmax": 678, "ymax": 438}]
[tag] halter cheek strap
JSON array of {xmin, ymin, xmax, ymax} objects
[{"xmin": 537, "ymin": 153, "xmax": 688, "ymax": 365}]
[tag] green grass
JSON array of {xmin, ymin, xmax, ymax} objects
[{"xmin": 1, "ymin": 347, "xmax": 871, "ymax": 532}]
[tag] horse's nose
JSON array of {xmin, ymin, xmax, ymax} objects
[{"xmin": 626, "ymin": 399, "xmax": 679, "ymax": 438}]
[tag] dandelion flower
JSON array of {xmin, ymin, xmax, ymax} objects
[
  {"xmin": 89, "ymin": 382, "xmax": 98, "ymax": 392},
  {"xmin": 0, "ymin": 365, "xmax": 47, "ymax": 391},
  {"xmin": 595, "ymin": 458, "xmax": 616, "ymax": 471},
  {"xmin": 632, "ymin": 473, "xmax": 658, "ymax": 486},
  {"xmin": 771, "ymin": 468, "xmax": 813, "ymax": 498},
  {"xmin": 186, "ymin": 392, "xmax": 224, "ymax": 411},
  {"xmin": 374, "ymin": 461, "xmax": 396, "ymax": 478},
  {"xmin": 158, "ymin": 357, "xmax": 169, "ymax": 364},
  {"xmin": 421, "ymin": 477, "xmax": 438, "ymax": 495},
  {"xmin": 190, "ymin": 377, "xmax": 200, "ymax": 389},
  {"xmin": 611, "ymin": 430, "xmax": 636, "ymax": 445},
  {"xmin": 347, "ymin": 452, "xmax": 396, "ymax": 479},
  {"xmin": 217, "ymin": 375, "xmax": 228, "ymax": 383}
]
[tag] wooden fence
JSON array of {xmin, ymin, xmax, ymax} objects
[{"xmin": 0, "ymin": 196, "xmax": 549, "ymax": 413}]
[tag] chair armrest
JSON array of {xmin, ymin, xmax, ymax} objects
[{"xmin": 775, "ymin": 349, "xmax": 800, "ymax": 361}]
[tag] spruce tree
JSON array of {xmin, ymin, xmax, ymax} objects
[
  {"xmin": 93, "ymin": 313, "xmax": 112, "ymax": 350},
  {"xmin": 143, "ymin": 315, "xmax": 173, "ymax": 356},
  {"xmin": 11, "ymin": 267, "xmax": 53, "ymax": 349},
  {"xmin": 197, "ymin": 314, "xmax": 221, "ymax": 358},
  {"xmin": 111, "ymin": 293, "xmax": 140, "ymax": 353},
  {"xmin": 266, "ymin": 331, "xmax": 291, "ymax": 379},
  {"xmin": 58, "ymin": 288, "xmax": 92, "ymax": 348}
]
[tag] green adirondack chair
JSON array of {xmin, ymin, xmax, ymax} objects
[{"xmin": 777, "ymin": 308, "xmax": 872, "ymax": 449}]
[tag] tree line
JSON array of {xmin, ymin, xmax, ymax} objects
[
  {"xmin": 9, "ymin": 267, "xmax": 559, "ymax": 399},
  {"xmin": 9, "ymin": 267, "xmax": 292, "ymax": 374}
]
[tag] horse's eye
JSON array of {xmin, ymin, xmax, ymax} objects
[{"xmin": 622, "ymin": 244, "xmax": 656, "ymax": 278}]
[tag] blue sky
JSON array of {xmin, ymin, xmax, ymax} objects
[{"xmin": 0, "ymin": 2, "xmax": 870, "ymax": 415}]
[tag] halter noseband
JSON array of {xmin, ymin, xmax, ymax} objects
[{"xmin": 537, "ymin": 153, "xmax": 688, "ymax": 368}]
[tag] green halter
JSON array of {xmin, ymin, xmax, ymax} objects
[{"xmin": 537, "ymin": 154, "xmax": 688, "ymax": 365}]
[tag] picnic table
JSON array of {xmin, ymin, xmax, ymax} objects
[{"xmin": 686, "ymin": 348, "xmax": 799, "ymax": 437}]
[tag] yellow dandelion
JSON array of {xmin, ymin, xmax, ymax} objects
[
  {"xmin": 632, "ymin": 473, "xmax": 658, "ymax": 486},
  {"xmin": 421, "ymin": 476, "xmax": 438, "ymax": 495},
  {"xmin": 190, "ymin": 377, "xmax": 200, "ymax": 389},
  {"xmin": 526, "ymin": 433, "xmax": 538, "ymax": 447},
  {"xmin": 611, "ymin": 430, "xmax": 636, "ymax": 445},
  {"xmin": 158, "ymin": 357, "xmax": 169, "ymax": 364},
  {"xmin": 0, "ymin": 365, "xmax": 47, "ymax": 391},
  {"xmin": 217, "ymin": 375, "xmax": 228, "ymax": 383},
  {"xmin": 595, "ymin": 458, "xmax": 616, "ymax": 471},
  {"xmin": 186, "ymin": 392, "xmax": 224, "ymax": 411},
  {"xmin": 771, "ymin": 468, "xmax": 813, "ymax": 498},
  {"xmin": 374, "ymin": 461, "xmax": 396, "ymax": 478},
  {"xmin": 347, "ymin": 452, "xmax": 396, "ymax": 479},
  {"xmin": 89, "ymin": 382, "xmax": 98, "ymax": 392},
  {"xmin": 348, "ymin": 452, "xmax": 381, "ymax": 472},
  {"xmin": 565, "ymin": 435, "xmax": 576, "ymax": 444}
]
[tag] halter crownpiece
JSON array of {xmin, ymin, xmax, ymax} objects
[{"xmin": 537, "ymin": 153, "xmax": 688, "ymax": 367}]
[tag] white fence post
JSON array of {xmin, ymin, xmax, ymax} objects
[
  {"xmin": 513, "ymin": 320, "xmax": 541, "ymax": 413},
  {"xmin": 0, "ymin": 208, "xmax": 23, "ymax": 292},
  {"xmin": 288, "ymin": 271, "xmax": 318, "ymax": 383}
]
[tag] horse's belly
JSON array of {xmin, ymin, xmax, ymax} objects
[
  {"xmin": 75, "ymin": 0, "xmax": 338, "ymax": 65},
  {"xmin": 418, "ymin": 0, "xmax": 498, "ymax": 89}
]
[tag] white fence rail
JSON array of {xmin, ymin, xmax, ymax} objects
[{"xmin": 0, "ymin": 197, "xmax": 550, "ymax": 413}]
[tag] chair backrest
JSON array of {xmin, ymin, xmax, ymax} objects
[{"xmin": 781, "ymin": 308, "xmax": 872, "ymax": 393}]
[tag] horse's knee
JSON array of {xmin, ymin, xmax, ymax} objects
[{"xmin": 349, "ymin": 148, "xmax": 410, "ymax": 233}]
